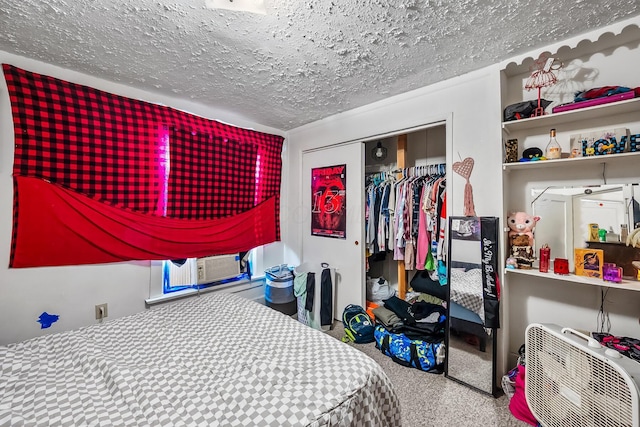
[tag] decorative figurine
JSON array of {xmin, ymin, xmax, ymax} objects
[
  {"xmin": 507, "ymin": 211, "xmax": 540, "ymax": 269},
  {"xmin": 510, "ymin": 234, "xmax": 534, "ymax": 269},
  {"xmin": 524, "ymin": 54, "xmax": 562, "ymax": 117}
]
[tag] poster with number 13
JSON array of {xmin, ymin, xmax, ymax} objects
[{"xmin": 311, "ymin": 164, "xmax": 346, "ymax": 238}]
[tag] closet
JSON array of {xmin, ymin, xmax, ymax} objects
[{"xmin": 364, "ymin": 126, "xmax": 446, "ymax": 300}]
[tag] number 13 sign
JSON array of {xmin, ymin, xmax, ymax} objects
[{"xmin": 311, "ymin": 164, "xmax": 346, "ymax": 239}]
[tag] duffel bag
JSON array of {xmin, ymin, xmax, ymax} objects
[{"xmin": 374, "ymin": 325, "xmax": 444, "ymax": 373}]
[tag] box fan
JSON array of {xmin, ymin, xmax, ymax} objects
[{"xmin": 525, "ymin": 323, "xmax": 640, "ymax": 427}]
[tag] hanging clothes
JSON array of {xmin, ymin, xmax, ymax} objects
[
  {"xmin": 320, "ymin": 267, "xmax": 333, "ymax": 326},
  {"xmin": 365, "ymin": 165, "xmax": 446, "ymax": 278}
]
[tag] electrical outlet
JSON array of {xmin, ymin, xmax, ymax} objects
[{"xmin": 95, "ymin": 303, "xmax": 108, "ymax": 320}]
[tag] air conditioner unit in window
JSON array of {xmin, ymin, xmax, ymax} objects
[{"xmin": 196, "ymin": 254, "xmax": 241, "ymax": 285}]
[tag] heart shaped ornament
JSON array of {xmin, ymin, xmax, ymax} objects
[{"xmin": 453, "ymin": 157, "xmax": 474, "ymax": 180}]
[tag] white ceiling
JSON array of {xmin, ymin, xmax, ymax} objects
[{"xmin": 1, "ymin": 0, "xmax": 639, "ymax": 131}]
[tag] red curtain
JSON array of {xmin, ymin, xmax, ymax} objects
[
  {"xmin": 12, "ymin": 177, "xmax": 277, "ymax": 268},
  {"xmin": 3, "ymin": 64, "xmax": 283, "ymax": 268}
]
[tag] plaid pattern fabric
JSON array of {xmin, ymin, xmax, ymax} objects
[
  {"xmin": 3, "ymin": 64, "xmax": 283, "ymax": 265},
  {"xmin": 168, "ymin": 127, "xmax": 257, "ymax": 219}
]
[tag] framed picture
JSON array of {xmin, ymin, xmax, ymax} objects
[
  {"xmin": 574, "ymin": 248, "xmax": 604, "ymax": 279},
  {"xmin": 311, "ymin": 164, "xmax": 346, "ymax": 238}
]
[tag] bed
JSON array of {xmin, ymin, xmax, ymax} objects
[
  {"xmin": 0, "ymin": 292, "xmax": 400, "ymax": 426},
  {"xmin": 448, "ymin": 266, "xmax": 485, "ymax": 324},
  {"xmin": 448, "ymin": 263, "xmax": 490, "ymax": 352}
]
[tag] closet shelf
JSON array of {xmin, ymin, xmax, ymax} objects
[
  {"xmin": 502, "ymin": 150, "xmax": 640, "ymax": 171},
  {"xmin": 505, "ymin": 268, "xmax": 640, "ymax": 292},
  {"xmin": 501, "ymin": 97, "xmax": 640, "ymax": 134}
]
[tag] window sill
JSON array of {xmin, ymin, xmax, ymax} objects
[{"xmin": 145, "ymin": 276, "xmax": 265, "ymax": 307}]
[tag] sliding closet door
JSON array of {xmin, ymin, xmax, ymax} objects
[{"xmin": 301, "ymin": 142, "xmax": 365, "ymax": 320}]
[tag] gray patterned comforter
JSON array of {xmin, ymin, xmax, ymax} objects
[{"xmin": 0, "ymin": 292, "xmax": 401, "ymax": 426}]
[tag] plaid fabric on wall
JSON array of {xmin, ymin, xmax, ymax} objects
[
  {"xmin": 167, "ymin": 127, "xmax": 258, "ymax": 219},
  {"xmin": 3, "ymin": 64, "xmax": 283, "ymax": 267}
]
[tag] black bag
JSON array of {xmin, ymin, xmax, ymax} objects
[
  {"xmin": 382, "ymin": 296, "xmax": 416, "ymax": 325},
  {"xmin": 381, "ymin": 297, "xmax": 446, "ymax": 342},
  {"xmin": 503, "ymin": 99, "xmax": 552, "ymax": 121},
  {"xmin": 409, "ymin": 271, "xmax": 448, "ymax": 301}
]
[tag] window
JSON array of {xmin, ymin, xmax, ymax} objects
[
  {"xmin": 147, "ymin": 248, "xmax": 265, "ymax": 303},
  {"xmin": 162, "ymin": 253, "xmax": 250, "ymax": 294}
]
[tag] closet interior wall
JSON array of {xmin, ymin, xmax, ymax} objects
[{"xmin": 364, "ymin": 125, "xmax": 446, "ymax": 299}]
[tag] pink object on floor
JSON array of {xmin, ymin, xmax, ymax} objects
[{"xmin": 508, "ymin": 366, "xmax": 539, "ymax": 426}]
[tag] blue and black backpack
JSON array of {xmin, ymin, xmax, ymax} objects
[{"xmin": 341, "ymin": 304, "xmax": 375, "ymax": 344}]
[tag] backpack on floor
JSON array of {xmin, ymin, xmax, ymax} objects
[
  {"xmin": 374, "ymin": 325, "xmax": 444, "ymax": 373},
  {"xmin": 341, "ymin": 304, "xmax": 375, "ymax": 344}
]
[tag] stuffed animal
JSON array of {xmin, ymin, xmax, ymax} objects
[{"xmin": 507, "ymin": 211, "xmax": 540, "ymax": 248}]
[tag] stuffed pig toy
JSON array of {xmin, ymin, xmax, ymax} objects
[{"xmin": 507, "ymin": 211, "xmax": 540, "ymax": 248}]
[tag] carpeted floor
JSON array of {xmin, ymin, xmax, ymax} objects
[{"xmin": 325, "ymin": 322, "xmax": 530, "ymax": 427}]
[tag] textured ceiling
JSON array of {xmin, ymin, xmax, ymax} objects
[{"xmin": 1, "ymin": 1, "xmax": 640, "ymax": 130}]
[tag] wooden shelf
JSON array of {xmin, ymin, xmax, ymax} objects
[
  {"xmin": 502, "ymin": 150, "xmax": 640, "ymax": 171},
  {"xmin": 505, "ymin": 268, "xmax": 640, "ymax": 292},
  {"xmin": 501, "ymin": 97, "xmax": 640, "ymax": 134}
]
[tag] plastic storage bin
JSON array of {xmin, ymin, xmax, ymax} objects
[{"xmin": 264, "ymin": 264, "xmax": 296, "ymax": 315}]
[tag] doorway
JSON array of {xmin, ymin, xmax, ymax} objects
[{"xmin": 299, "ymin": 120, "xmax": 449, "ymax": 323}]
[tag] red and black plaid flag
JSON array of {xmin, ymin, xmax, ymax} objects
[{"xmin": 3, "ymin": 64, "xmax": 283, "ymax": 267}]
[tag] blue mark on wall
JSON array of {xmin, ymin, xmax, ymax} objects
[{"xmin": 37, "ymin": 312, "xmax": 59, "ymax": 329}]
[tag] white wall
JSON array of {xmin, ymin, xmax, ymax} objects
[
  {"xmin": 283, "ymin": 67, "xmax": 504, "ymax": 260},
  {"xmin": 283, "ymin": 16, "xmax": 640, "ymax": 377},
  {"xmin": 0, "ymin": 52, "xmax": 284, "ymax": 345},
  {"xmin": 283, "ymin": 66, "xmax": 505, "ymax": 367}
]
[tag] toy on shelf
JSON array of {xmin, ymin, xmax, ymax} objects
[
  {"xmin": 626, "ymin": 227, "xmax": 640, "ymax": 248},
  {"xmin": 507, "ymin": 211, "xmax": 540, "ymax": 269},
  {"xmin": 603, "ymin": 263, "xmax": 623, "ymax": 283},
  {"xmin": 518, "ymin": 147, "xmax": 545, "ymax": 162},
  {"xmin": 524, "ymin": 54, "xmax": 562, "ymax": 117},
  {"xmin": 574, "ymin": 248, "xmax": 604, "ymax": 279}
]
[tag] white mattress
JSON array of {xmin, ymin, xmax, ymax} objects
[{"xmin": 0, "ymin": 292, "xmax": 400, "ymax": 426}]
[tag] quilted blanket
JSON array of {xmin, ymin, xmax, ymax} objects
[
  {"xmin": 449, "ymin": 267, "xmax": 485, "ymax": 323},
  {"xmin": 0, "ymin": 292, "xmax": 400, "ymax": 426}
]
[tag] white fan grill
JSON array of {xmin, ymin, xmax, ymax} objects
[{"xmin": 525, "ymin": 323, "xmax": 640, "ymax": 427}]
